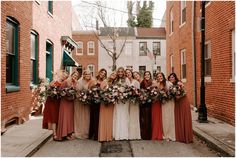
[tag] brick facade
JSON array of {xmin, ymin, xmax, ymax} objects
[
  {"xmin": 166, "ymin": 1, "xmax": 235, "ymax": 125},
  {"xmin": 1, "ymin": 1, "xmax": 73, "ymax": 129},
  {"xmin": 72, "ymin": 31, "xmax": 98, "ymax": 76}
]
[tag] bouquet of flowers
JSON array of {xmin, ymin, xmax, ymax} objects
[
  {"xmin": 117, "ymin": 85, "xmax": 130, "ymax": 104},
  {"xmin": 88, "ymin": 85, "xmax": 102, "ymax": 104},
  {"xmin": 100, "ymin": 85, "xmax": 118, "ymax": 105},
  {"xmin": 138, "ymin": 87, "xmax": 152, "ymax": 105},
  {"xmin": 127, "ymin": 86, "xmax": 141, "ymax": 104},
  {"xmin": 76, "ymin": 89, "xmax": 90, "ymax": 105},
  {"xmin": 149, "ymin": 86, "xmax": 161, "ymax": 101},
  {"xmin": 60, "ymin": 86, "xmax": 77, "ymax": 101},
  {"xmin": 174, "ymin": 82, "xmax": 186, "ymax": 99},
  {"xmin": 46, "ymin": 81, "xmax": 61, "ymax": 99},
  {"xmin": 159, "ymin": 89, "xmax": 168, "ymax": 104}
]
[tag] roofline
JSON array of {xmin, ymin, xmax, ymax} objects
[
  {"xmin": 72, "ymin": 30, "xmax": 99, "ymax": 35},
  {"xmin": 136, "ymin": 36, "xmax": 166, "ymax": 39}
]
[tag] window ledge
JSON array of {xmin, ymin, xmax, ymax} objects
[
  {"xmin": 6, "ymin": 85, "xmax": 20, "ymax": 93},
  {"xmin": 179, "ymin": 22, "xmax": 186, "ymax": 28},
  {"xmin": 230, "ymin": 78, "xmax": 235, "ymax": 83},
  {"xmin": 169, "ymin": 32, "xmax": 173, "ymax": 37},
  {"xmin": 181, "ymin": 79, "xmax": 187, "ymax": 83},
  {"xmin": 47, "ymin": 11, "xmax": 53, "ymax": 18},
  {"xmin": 76, "ymin": 53, "xmax": 83, "ymax": 56},
  {"xmin": 87, "ymin": 53, "xmax": 95, "ymax": 56}
]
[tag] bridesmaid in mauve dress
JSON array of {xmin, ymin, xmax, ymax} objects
[
  {"xmin": 98, "ymin": 71, "xmax": 116, "ymax": 142},
  {"xmin": 140, "ymin": 71, "xmax": 153, "ymax": 140},
  {"xmin": 74, "ymin": 70, "xmax": 93, "ymax": 139},
  {"xmin": 151, "ymin": 77, "xmax": 163, "ymax": 140},
  {"xmin": 42, "ymin": 70, "xmax": 69, "ymax": 140},
  {"xmin": 89, "ymin": 68, "xmax": 107, "ymax": 140},
  {"xmin": 157, "ymin": 72, "xmax": 176, "ymax": 141},
  {"xmin": 56, "ymin": 71, "xmax": 80, "ymax": 141},
  {"xmin": 168, "ymin": 73, "xmax": 193, "ymax": 143}
]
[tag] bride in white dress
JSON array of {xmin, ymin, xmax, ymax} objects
[
  {"xmin": 113, "ymin": 67, "xmax": 129, "ymax": 140},
  {"xmin": 125, "ymin": 69, "xmax": 141, "ymax": 140}
]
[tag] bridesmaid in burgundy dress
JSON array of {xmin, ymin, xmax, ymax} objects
[
  {"xmin": 168, "ymin": 73, "xmax": 193, "ymax": 143},
  {"xmin": 89, "ymin": 68, "xmax": 107, "ymax": 140},
  {"xmin": 140, "ymin": 71, "xmax": 152, "ymax": 140},
  {"xmin": 42, "ymin": 70, "xmax": 69, "ymax": 140},
  {"xmin": 151, "ymin": 75, "xmax": 163, "ymax": 140},
  {"xmin": 56, "ymin": 71, "xmax": 80, "ymax": 141}
]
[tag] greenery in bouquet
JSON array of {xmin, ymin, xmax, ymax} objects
[
  {"xmin": 100, "ymin": 85, "xmax": 118, "ymax": 105},
  {"xmin": 138, "ymin": 87, "xmax": 152, "ymax": 105},
  {"xmin": 127, "ymin": 86, "xmax": 141, "ymax": 104},
  {"xmin": 46, "ymin": 81, "xmax": 61, "ymax": 99},
  {"xmin": 159, "ymin": 89, "xmax": 168, "ymax": 104},
  {"xmin": 149, "ymin": 86, "xmax": 161, "ymax": 101},
  {"xmin": 88, "ymin": 85, "xmax": 102, "ymax": 104},
  {"xmin": 76, "ymin": 89, "xmax": 91, "ymax": 105}
]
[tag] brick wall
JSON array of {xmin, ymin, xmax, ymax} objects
[
  {"xmin": 1, "ymin": 1, "xmax": 33, "ymax": 126},
  {"xmin": 72, "ymin": 31, "xmax": 99, "ymax": 76},
  {"xmin": 166, "ymin": 1, "xmax": 235, "ymax": 125}
]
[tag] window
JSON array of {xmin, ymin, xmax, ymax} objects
[
  {"xmin": 139, "ymin": 66, "xmax": 146, "ymax": 78},
  {"xmin": 139, "ymin": 42, "xmax": 147, "ymax": 56},
  {"xmin": 46, "ymin": 41, "xmax": 53, "ymax": 81},
  {"xmin": 204, "ymin": 42, "xmax": 211, "ymax": 76},
  {"xmin": 87, "ymin": 64, "xmax": 95, "ymax": 76},
  {"xmin": 181, "ymin": 49, "xmax": 186, "ymax": 79},
  {"xmin": 30, "ymin": 31, "xmax": 38, "ymax": 84},
  {"xmin": 153, "ymin": 42, "xmax": 161, "ymax": 56},
  {"xmin": 232, "ymin": 29, "xmax": 235, "ymax": 80},
  {"xmin": 170, "ymin": 54, "xmax": 174, "ymax": 72},
  {"xmin": 48, "ymin": 0, "xmax": 53, "ymax": 14},
  {"xmin": 87, "ymin": 41, "xmax": 95, "ymax": 55},
  {"xmin": 76, "ymin": 41, "xmax": 83, "ymax": 55},
  {"xmin": 6, "ymin": 17, "xmax": 19, "ymax": 92},
  {"xmin": 157, "ymin": 66, "xmax": 161, "ymax": 72},
  {"xmin": 125, "ymin": 42, "xmax": 132, "ymax": 56},
  {"xmin": 180, "ymin": 1, "xmax": 186, "ymax": 24},
  {"xmin": 170, "ymin": 8, "xmax": 174, "ymax": 34},
  {"xmin": 126, "ymin": 65, "xmax": 133, "ymax": 70}
]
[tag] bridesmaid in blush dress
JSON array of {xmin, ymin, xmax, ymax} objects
[
  {"xmin": 89, "ymin": 68, "xmax": 107, "ymax": 140},
  {"xmin": 42, "ymin": 70, "xmax": 69, "ymax": 140},
  {"xmin": 157, "ymin": 72, "xmax": 176, "ymax": 141},
  {"xmin": 126, "ymin": 69, "xmax": 141, "ymax": 140},
  {"xmin": 98, "ymin": 71, "xmax": 116, "ymax": 142},
  {"xmin": 168, "ymin": 73, "xmax": 193, "ymax": 143},
  {"xmin": 74, "ymin": 70, "xmax": 93, "ymax": 139},
  {"xmin": 140, "ymin": 71, "xmax": 152, "ymax": 140},
  {"xmin": 151, "ymin": 77, "xmax": 163, "ymax": 140},
  {"xmin": 56, "ymin": 71, "xmax": 80, "ymax": 141}
]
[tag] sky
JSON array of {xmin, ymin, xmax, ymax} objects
[{"xmin": 72, "ymin": 0, "xmax": 166, "ymax": 30}]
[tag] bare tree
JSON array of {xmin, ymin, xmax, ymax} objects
[{"xmin": 94, "ymin": 1, "xmax": 129, "ymax": 71}]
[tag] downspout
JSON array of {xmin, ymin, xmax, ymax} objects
[{"xmin": 192, "ymin": 1, "xmax": 197, "ymax": 108}]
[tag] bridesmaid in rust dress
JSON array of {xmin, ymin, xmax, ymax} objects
[
  {"xmin": 42, "ymin": 70, "xmax": 69, "ymax": 140},
  {"xmin": 140, "ymin": 71, "xmax": 152, "ymax": 140},
  {"xmin": 151, "ymin": 75, "xmax": 163, "ymax": 140},
  {"xmin": 56, "ymin": 71, "xmax": 80, "ymax": 141},
  {"xmin": 98, "ymin": 71, "xmax": 116, "ymax": 142},
  {"xmin": 89, "ymin": 68, "xmax": 107, "ymax": 140},
  {"xmin": 168, "ymin": 73, "xmax": 193, "ymax": 143}
]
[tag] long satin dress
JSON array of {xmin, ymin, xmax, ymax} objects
[{"xmin": 74, "ymin": 78, "xmax": 90, "ymax": 139}]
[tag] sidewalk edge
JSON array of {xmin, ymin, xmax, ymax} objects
[{"xmin": 193, "ymin": 126, "xmax": 235, "ymax": 157}]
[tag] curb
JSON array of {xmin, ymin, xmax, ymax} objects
[
  {"xmin": 193, "ymin": 126, "xmax": 235, "ymax": 157},
  {"xmin": 17, "ymin": 131, "xmax": 52, "ymax": 157}
]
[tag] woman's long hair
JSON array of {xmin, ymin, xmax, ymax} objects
[
  {"xmin": 168, "ymin": 73, "xmax": 179, "ymax": 85},
  {"xmin": 141, "ymin": 71, "xmax": 152, "ymax": 89}
]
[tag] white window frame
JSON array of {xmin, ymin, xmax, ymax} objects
[
  {"xmin": 76, "ymin": 41, "xmax": 83, "ymax": 56},
  {"xmin": 87, "ymin": 41, "xmax": 95, "ymax": 55},
  {"xmin": 204, "ymin": 41, "xmax": 211, "ymax": 78},
  {"xmin": 231, "ymin": 29, "xmax": 235, "ymax": 82},
  {"xmin": 169, "ymin": 8, "xmax": 174, "ymax": 35},
  {"xmin": 125, "ymin": 42, "xmax": 132, "ymax": 56},
  {"xmin": 180, "ymin": 0, "xmax": 186, "ymax": 26},
  {"xmin": 87, "ymin": 64, "xmax": 95, "ymax": 77},
  {"xmin": 181, "ymin": 49, "xmax": 186, "ymax": 81}
]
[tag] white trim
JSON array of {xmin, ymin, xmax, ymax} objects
[
  {"xmin": 179, "ymin": 22, "xmax": 186, "ymax": 28},
  {"xmin": 180, "ymin": 1, "xmax": 186, "ymax": 25},
  {"xmin": 181, "ymin": 49, "xmax": 186, "ymax": 79},
  {"xmin": 204, "ymin": 76, "xmax": 211, "ymax": 82},
  {"xmin": 47, "ymin": 11, "xmax": 53, "ymax": 18},
  {"xmin": 76, "ymin": 41, "xmax": 83, "ymax": 56},
  {"xmin": 87, "ymin": 41, "xmax": 95, "ymax": 55},
  {"xmin": 230, "ymin": 78, "xmax": 235, "ymax": 83},
  {"xmin": 170, "ymin": 9, "xmax": 174, "ymax": 35},
  {"xmin": 35, "ymin": 0, "xmax": 41, "ymax": 5}
]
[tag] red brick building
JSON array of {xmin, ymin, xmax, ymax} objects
[
  {"xmin": 72, "ymin": 31, "xmax": 99, "ymax": 76},
  {"xmin": 166, "ymin": 1, "xmax": 235, "ymax": 125},
  {"xmin": 1, "ymin": 1, "xmax": 76, "ymax": 131}
]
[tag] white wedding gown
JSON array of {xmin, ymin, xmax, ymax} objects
[
  {"xmin": 113, "ymin": 79, "xmax": 129, "ymax": 140},
  {"xmin": 126, "ymin": 78, "xmax": 141, "ymax": 140}
]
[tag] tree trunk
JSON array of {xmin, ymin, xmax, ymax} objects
[{"xmin": 112, "ymin": 55, "xmax": 117, "ymax": 71}]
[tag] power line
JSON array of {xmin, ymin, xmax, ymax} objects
[{"xmin": 74, "ymin": 1, "xmax": 166, "ymax": 22}]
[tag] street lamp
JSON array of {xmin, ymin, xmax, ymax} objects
[
  {"xmin": 198, "ymin": 1, "xmax": 208, "ymax": 123},
  {"xmin": 153, "ymin": 50, "xmax": 157, "ymax": 77}
]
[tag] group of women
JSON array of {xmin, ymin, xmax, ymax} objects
[{"xmin": 42, "ymin": 67, "xmax": 193, "ymax": 143}]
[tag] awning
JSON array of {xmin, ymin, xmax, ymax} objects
[{"xmin": 63, "ymin": 51, "xmax": 78, "ymax": 67}]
